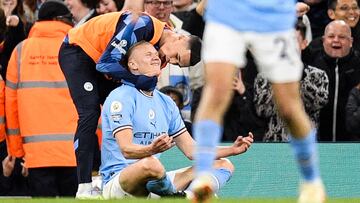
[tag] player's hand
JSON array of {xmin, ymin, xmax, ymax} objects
[
  {"xmin": 150, "ymin": 133, "xmax": 175, "ymax": 154},
  {"xmin": 104, "ymin": 74, "xmax": 121, "ymax": 83},
  {"xmin": 2, "ymin": 155, "xmax": 16, "ymax": 177},
  {"xmin": 231, "ymin": 132, "xmax": 254, "ymax": 155},
  {"xmin": 20, "ymin": 162, "xmax": 28, "ymax": 177},
  {"xmin": 296, "ymin": 2, "xmax": 310, "ymax": 17}
]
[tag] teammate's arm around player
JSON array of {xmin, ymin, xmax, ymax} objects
[{"xmin": 101, "ymin": 41, "xmax": 253, "ymax": 199}]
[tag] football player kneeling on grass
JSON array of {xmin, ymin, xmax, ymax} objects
[{"xmin": 100, "ymin": 41, "xmax": 254, "ymax": 199}]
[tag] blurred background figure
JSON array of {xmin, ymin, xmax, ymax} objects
[
  {"xmin": 192, "ymin": 71, "xmax": 266, "ymax": 142},
  {"xmin": 159, "ymin": 85, "xmax": 192, "ymax": 134},
  {"xmin": 345, "ymin": 82, "xmax": 360, "ymax": 140},
  {"xmin": 172, "ymin": 0, "xmax": 205, "ymax": 39},
  {"xmin": 64, "ymin": 0, "xmax": 99, "ymax": 26},
  {"xmin": 96, "ymin": 0, "xmax": 124, "ymax": 14},
  {"xmin": 172, "ymin": 0, "xmax": 196, "ymax": 12},
  {"xmin": 22, "ymin": 0, "xmax": 46, "ymax": 31},
  {"xmin": 298, "ymin": 0, "xmax": 331, "ymax": 39},
  {"xmin": 0, "ymin": 0, "xmax": 26, "ymax": 78}
]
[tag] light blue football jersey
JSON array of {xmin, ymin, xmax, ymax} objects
[
  {"xmin": 205, "ymin": 0, "xmax": 297, "ymax": 32},
  {"xmin": 100, "ymin": 82, "xmax": 186, "ymax": 184}
]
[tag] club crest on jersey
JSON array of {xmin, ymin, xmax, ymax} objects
[
  {"xmin": 120, "ymin": 40, "xmax": 127, "ymax": 47},
  {"xmin": 149, "ymin": 109, "xmax": 155, "ymax": 120},
  {"xmin": 111, "ymin": 39, "xmax": 127, "ymax": 55},
  {"xmin": 84, "ymin": 82, "xmax": 93, "ymax": 91},
  {"xmin": 110, "ymin": 101, "xmax": 122, "ymax": 113}
]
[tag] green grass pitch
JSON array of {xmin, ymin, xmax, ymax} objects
[{"xmin": 0, "ymin": 198, "xmax": 359, "ymax": 203}]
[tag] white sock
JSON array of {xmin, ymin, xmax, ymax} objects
[{"xmin": 77, "ymin": 182, "xmax": 92, "ymax": 194}]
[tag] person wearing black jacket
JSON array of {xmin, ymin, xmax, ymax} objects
[
  {"xmin": 172, "ymin": 0, "xmax": 205, "ymax": 38},
  {"xmin": 0, "ymin": 6, "xmax": 26, "ymax": 79},
  {"xmin": 306, "ymin": 20, "xmax": 360, "ymax": 141},
  {"xmin": 345, "ymin": 83, "xmax": 360, "ymax": 140}
]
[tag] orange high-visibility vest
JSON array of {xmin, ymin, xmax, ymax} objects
[
  {"xmin": 5, "ymin": 21, "xmax": 77, "ymax": 168},
  {"xmin": 0, "ymin": 76, "xmax": 4, "ymax": 143},
  {"xmin": 67, "ymin": 11, "xmax": 166, "ymax": 63}
]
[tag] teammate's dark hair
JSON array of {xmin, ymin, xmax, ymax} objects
[{"xmin": 189, "ymin": 35, "xmax": 202, "ymax": 66}]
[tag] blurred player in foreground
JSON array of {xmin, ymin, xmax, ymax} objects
[
  {"xmin": 100, "ymin": 41, "xmax": 253, "ymax": 199},
  {"xmin": 192, "ymin": 1, "xmax": 326, "ymax": 203}
]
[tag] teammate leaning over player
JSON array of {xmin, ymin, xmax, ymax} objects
[
  {"xmin": 59, "ymin": 8, "xmax": 201, "ymax": 197},
  {"xmin": 100, "ymin": 41, "xmax": 253, "ymax": 199}
]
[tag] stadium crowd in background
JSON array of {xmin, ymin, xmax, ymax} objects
[
  {"xmin": 0, "ymin": 0, "xmax": 359, "ymax": 200},
  {"xmin": 306, "ymin": 20, "xmax": 360, "ymax": 141}
]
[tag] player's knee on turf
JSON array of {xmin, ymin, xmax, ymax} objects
[
  {"xmin": 141, "ymin": 156, "xmax": 166, "ymax": 179},
  {"xmin": 214, "ymin": 158, "xmax": 234, "ymax": 173}
]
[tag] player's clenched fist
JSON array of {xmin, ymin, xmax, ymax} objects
[{"xmin": 150, "ymin": 133, "xmax": 175, "ymax": 154}]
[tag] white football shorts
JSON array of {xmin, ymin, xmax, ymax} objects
[
  {"xmin": 102, "ymin": 171, "xmax": 131, "ymax": 199},
  {"xmin": 102, "ymin": 167, "xmax": 191, "ymax": 199},
  {"xmin": 202, "ymin": 22, "xmax": 303, "ymax": 83}
]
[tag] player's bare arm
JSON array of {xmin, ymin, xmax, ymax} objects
[
  {"xmin": 115, "ymin": 129, "xmax": 174, "ymax": 159},
  {"xmin": 173, "ymin": 131, "xmax": 254, "ymax": 161},
  {"xmin": 173, "ymin": 131, "xmax": 196, "ymax": 160},
  {"xmin": 215, "ymin": 132, "xmax": 254, "ymax": 158}
]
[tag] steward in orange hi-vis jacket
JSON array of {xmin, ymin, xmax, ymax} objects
[
  {"xmin": 1, "ymin": 74, "xmax": 29, "ymax": 196},
  {"xmin": 5, "ymin": 1, "xmax": 78, "ymax": 197},
  {"xmin": 58, "ymin": 9, "xmax": 201, "ymax": 194}
]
